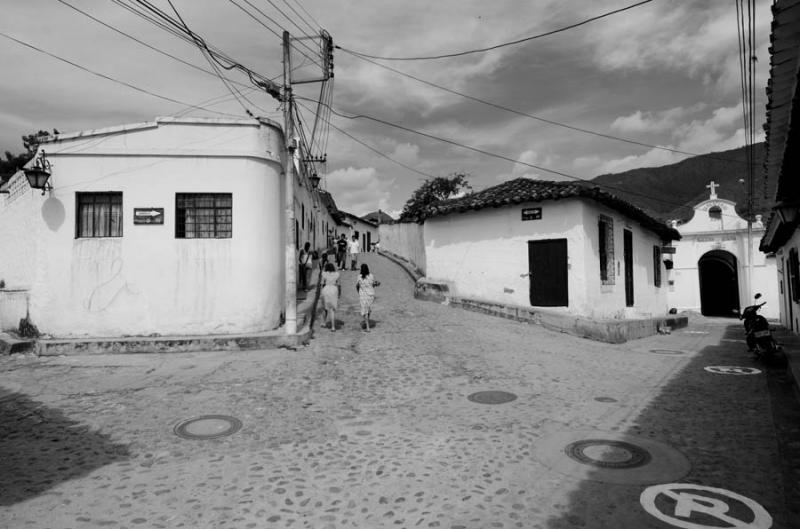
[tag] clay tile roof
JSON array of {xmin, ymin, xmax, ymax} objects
[{"xmin": 423, "ymin": 178, "xmax": 681, "ymax": 241}]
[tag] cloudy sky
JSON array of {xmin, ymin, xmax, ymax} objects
[{"xmin": 0, "ymin": 0, "xmax": 771, "ymax": 217}]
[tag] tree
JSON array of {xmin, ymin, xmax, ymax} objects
[
  {"xmin": 0, "ymin": 129, "xmax": 58, "ymax": 183},
  {"xmin": 399, "ymin": 173, "xmax": 472, "ymax": 222}
]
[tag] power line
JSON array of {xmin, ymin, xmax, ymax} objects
[
  {"xmin": 56, "ymin": 0, "xmax": 261, "ymax": 92},
  {"xmin": 340, "ymin": 0, "xmax": 654, "ymax": 61},
  {"xmin": 338, "ymin": 48, "xmax": 746, "ymax": 164},
  {"xmin": 0, "ymin": 31, "xmax": 241, "ymax": 118},
  {"xmin": 283, "ymin": 0, "xmax": 318, "ymax": 34},
  {"xmin": 296, "ymin": 100, "xmax": 436, "ymax": 180},
  {"xmin": 300, "ymin": 97, "xmax": 751, "ymax": 218}
]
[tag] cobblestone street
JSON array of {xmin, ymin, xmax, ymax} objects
[{"xmin": 1, "ymin": 253, "xmax": 798, "ymax": 528}]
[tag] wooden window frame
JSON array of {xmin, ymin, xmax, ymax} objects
[
  {"xmin": 598, "ymin": 215, "xmax": 615, "ymax": 285},
  {"xmin": 75, "ymin": 192, "xmax": 123, "ymax": 238},
  {"xmin": 175, "ymin": 193, "xmax": 232, "ymax": 239}
]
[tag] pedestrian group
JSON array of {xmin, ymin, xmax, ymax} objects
[{"xmin": 305, "ymin": 234, "xmax": 380, "ymax": 332}]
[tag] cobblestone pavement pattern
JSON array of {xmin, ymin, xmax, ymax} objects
[{"xmin": 1, "ymin": 253, "xmax": 798, "ymax": 528}]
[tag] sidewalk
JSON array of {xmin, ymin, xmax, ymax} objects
[{"xmin": 0, "ymin": 269, "xmax": 322, "ymax": 356}]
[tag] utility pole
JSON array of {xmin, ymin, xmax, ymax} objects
[{"xmin": 283, "ymin": 30, "xmax": 297, "ymax": 335}]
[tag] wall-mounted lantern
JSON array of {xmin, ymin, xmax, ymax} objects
[
  {"xmin": 309, "ymin": 172, "xmax": 321, "ymax": 189},
  {"xmin": 24, "ymin": 150, "xmax": 53, "ymax": 195}
]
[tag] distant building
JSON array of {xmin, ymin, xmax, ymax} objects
[
  {"xmin": 421, "ymin": 178, "xmax": 680, "ymax": 319},
  {"xmin": 362, "ymin": 210, "xmax": 395, "ymax": 225},
  {"xmin": 338, "ymin": 211, "xmax": 378, "ymax": 252},
  {"xmin": 0, "ymin": 116, "xmax": 337, "ymax": 337},
  {"xmin": 668, "ymin": 182, "xmax": 778, "ymax": 318},
  {"xmin": 760, "ymin": 0, "xmax": 800, "ymax": 333}
]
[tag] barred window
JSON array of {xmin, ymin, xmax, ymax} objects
[
  {"xmin": 598, "ymin": 215, "xmax": 615, "ymax": 285},
  {"xmin": 176, "ymin": 193, "xmax": 232, "ymax": 239},
  {"xmin": 653, "ymin": 245, "xmax": 662, "ymax": 287},
  {"xmin": 76, "ymin": 192, "xmax": 122, "ymax": 238}
]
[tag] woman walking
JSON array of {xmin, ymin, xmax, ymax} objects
[
  {"xmin": 355, "ymin": 263, "xmax": 379, "ymax": 332},
  {"xmin": 320, "ymin": 262, "xmax": 340, "ymax": 331}
]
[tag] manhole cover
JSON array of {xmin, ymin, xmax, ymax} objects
[
  {"xmin": 649, "ymin": 349, "xmax": 685, "ymax": 355},
  {"xmin": 467, "ymin": 391, "xmax": 518, "ymax": 404},
  {"xmin": 594, "ymin": 396, "xmax": 618, "ymax": 403},
  {"xmin": 174, "ymin": 415, "xmax": 242, "ymax": 440},
  {"xmin": 565, "ymin": 439, "xmax": 652, "ymax": 469}
]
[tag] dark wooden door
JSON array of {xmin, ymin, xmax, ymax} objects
[
  {"xmin": 624, "ymin": 229, "xmax": 634, "ymax": 307},
  {"xmin": 528, "ymin": 239, "xmax": 568, "ymax": 307}
]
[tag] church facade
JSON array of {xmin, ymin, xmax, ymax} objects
[{"xmin": 667, "ymin": 182, "xmax": 779, "ymax": 319}]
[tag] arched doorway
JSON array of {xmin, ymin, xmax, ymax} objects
[{"xmin": 698, "ymin": 250, "xmax": 740, "ymax": 317}]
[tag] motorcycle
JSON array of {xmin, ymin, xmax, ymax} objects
[{"xmin": 740, "ymin": 293, "xmax": 780, "ymax": 361}]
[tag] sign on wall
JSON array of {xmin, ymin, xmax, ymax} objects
[
  {"xmin": 521, "ymin": 207, "xmax": 542, "ymax": 221},
  {"xmin": 134, "ymin": 208, "xmax": 164, "ymax": 225}
]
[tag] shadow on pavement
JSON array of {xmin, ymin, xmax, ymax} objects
[
  {"xmin": 543, "ymin": 323, "xmax": 799, "ymax": 529},
  {"xmin": 0, "ymin": 390, "xmax": 130, "ymax": 506}
]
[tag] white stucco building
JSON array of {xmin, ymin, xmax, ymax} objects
[
  {"xmin": 422, "ymin": 178, "xmax": 680, "ymax": 320},
  {"xmin": 0, "ymin": 116, "xmax": 337, "ymax": 338},
  {"xmin": 667, "ymin": 182, "xmax": 778, "ymax": 318},
  {"xmin": 760, "ymin": 0, "xmax": 800, "ymax": 334}
]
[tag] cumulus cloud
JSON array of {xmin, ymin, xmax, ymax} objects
[
  {"xmin": 326, "ymin": 166, "xmax": 395, "ymax": 216},
  {"xmin": 610, "ymin": 105, "xmax": 706, "ymax": 134},
  {"xmin": 588, "ymin": 103, "xmax": 761, "ymax": 175}
]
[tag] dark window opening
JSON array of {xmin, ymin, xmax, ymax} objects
[
  {"xmin": 653, "ymin": 245, "xmax": 662, "ymax": 287},
  {"xmin": 598, "ymin": 215, "xmax": 615, "ymax": 285},
  {"xmin": 708, "ymin": 206, "xmax": 722, "ymax": 219},
  {"xmin": 175, "ymin": 193, "xmax": 232, "ymax": 239},
  {"xmin": 789, "ymin": 248, "xmax": 800, "ymax": 303},
  {"xmin": 76, "ymin": 192, "xmax": 123, "ymax": 238}
]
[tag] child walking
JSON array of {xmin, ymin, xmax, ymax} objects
[
  {"xmin": 320, "ymin": 262, "xmax": 340, "ymax": 332},
  {"xmin": 355, "ymin": 263, "xmax": 379, "ymax": 332}
]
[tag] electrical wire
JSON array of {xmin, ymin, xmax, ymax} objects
[
  {"xmin": 340, "ymin": 0, "xmax": 654, "ymax": 61},
  {"xmin": 298, "ymin": 97, "xmax": 753, "ymax": 219},
  {"xmin": 338, "ymin": 48, "xmax": 746, "ymax": 164},
  {"xmin": 56, "ymin": 0, "xmax": 263, "ymax": 92},
  {"xmin": 281, "ymin": 0, "xmax": 317, "ymax": 34},
  {"xmin": 295, "ymin": 100, "xmax": 436, "ymax": 180},
  {"xmin": 291, "ymin": 0, "xmax": 322, "ymax": 32},
  {"xmin": 0, "ymin": 31, "xmax": 241, "ymax": 118}
]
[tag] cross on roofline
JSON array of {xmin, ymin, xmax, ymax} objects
[{"xmin": 706, "ymin": 181, "xmax": 719, "ymax": 199}]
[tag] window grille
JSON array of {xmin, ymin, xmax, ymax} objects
[
  {"xmin": 653, "ymin": 245, "xmax": 662, "ymax": 287},
  {"xmin": 598, "ymin": 215, "xmax": 615, "ymax": 285},
  {"xmin": 175, "ymin": 193, "xmax": 232, "ymax": 239},
  {"xmin": 76, "ymin": 192, "xmax": 123, "ymax": 238}
]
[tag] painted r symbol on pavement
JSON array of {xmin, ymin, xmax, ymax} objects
[{"xmin": 640, "ymin": 483, "xmax": 772, "ymax": 529}]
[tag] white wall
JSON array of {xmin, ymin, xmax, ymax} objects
[
  {"xmin": 424, "ymin": 199, "xmax": 587, "ymax": 312},
  {"xmin": 1, "ymin": 117, "xmax": 288, "ymax": 337},
  {"xmin": 379, "ymin": 222, "xmax": 426, "ymax": 273},
  {"xmin": 424, "ymin": 198, "xmax": 671, "ymax": 319},
  {"xmin": 775, "ymin": 230, "xmax": 800, "ymax": 332},
  {"xmin": 580, "ymin": 202, "xmax": 670, "ymax": 319},
  {"xmin": 667, "ymin": 197, "xmax": 778, "ymax": 318}
]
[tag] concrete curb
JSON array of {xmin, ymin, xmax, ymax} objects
[
  {"xmin": 438, "ymin": 296, "xmax": 687, "ymax": 344},
  {"xmin": 376, "ymin": 249, "xmax": 424, "ymax": 282},
  {"xmin": 775, "ymin": 329, "xmax": 800, "ymax": 405},
  {"xmin": 0, "ymin": 333, "xmax": 34, "ymax": 355}
]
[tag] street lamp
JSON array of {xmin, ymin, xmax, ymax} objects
[{"xmin": 24, "ymin": 150, "xmax": 52, "ymax": 195}]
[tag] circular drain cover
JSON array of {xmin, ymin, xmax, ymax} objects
[
  {"xmin": 565, "ymin": 439, "xmax": 652, "ymax": 469},
  {"xmin": 174, "ymin": 415, "xmax": 242, "ymax": 440},
  {"xmin": 649, "ymin": 349, "xmax": 685, "ymax": 355},
  {"xmin": 467, "ymin": 391, "xmax": 518, "ymax": 404},
  {"xmin": 594, "ymin": 396, "xmax": 618, "ymax": 403}
]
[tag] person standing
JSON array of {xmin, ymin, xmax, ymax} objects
[
  {"xmin": 320, "ymin": 262, "xmax": 340, "ymax": 331},
  {"xmin": 348, "ymin": 234, "xmax": 361, "ymax": 271},
  {"xmin": 336, "ymin": 234, "xmax": 348, "ymax": 270},
  {"xmin": 356, "ymin": 263, "xmax": 379, "ymax": 332},
  {"xmin": 298, "ymin": 242, "xmax": 313, "ymax": 291}
]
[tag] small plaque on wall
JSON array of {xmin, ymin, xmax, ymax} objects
[
  {"xmin": 521, "ymin": 207, "xmax": 542, "ymax": 221},
  {"xmin": 134, "ymin": 208, "xmax": 164, "ymax": 225}
]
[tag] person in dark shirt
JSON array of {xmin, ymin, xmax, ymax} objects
[{"xmin": 336, "ymin": 234, "xmax": 348, "ymax": 270}]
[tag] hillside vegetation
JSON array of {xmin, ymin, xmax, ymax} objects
[{"xmin": 591, "ymin": 143, "xmax": 771, "ymax": 222}]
